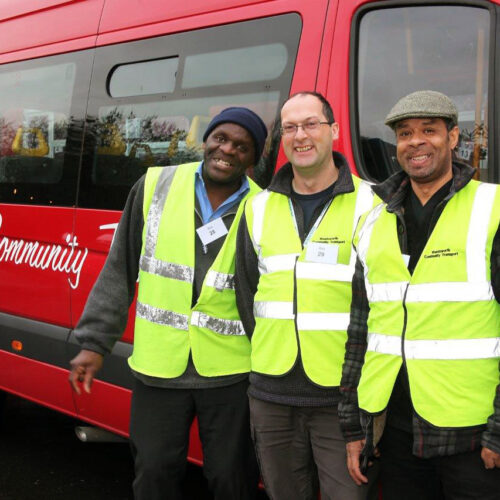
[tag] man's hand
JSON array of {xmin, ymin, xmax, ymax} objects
[
  {"xmin": 346, "ymin": 439, "xmax": 368, "ymax": 485},
  {"xmin": 481, "ymin": 447, "xmax": 500, "ymax": 469},
  {"xmin": 69, "ymin": 350, "xmax": 104, "ymax": 395}
]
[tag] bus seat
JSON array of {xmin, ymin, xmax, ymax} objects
[
  {"xmin": 11, "ymin": 127, "xmax": 49, "ymax": 157},
  {"xmin": 186, "ymin": 115, "xmax": 211, "ymax": 149},
  {"xmin": 97, "ymin": 124, "xmax": 126, "ymax": 155}
]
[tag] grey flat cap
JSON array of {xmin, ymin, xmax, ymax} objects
[{"xmin": 385, "ymin": 90, "xmax": 458, "ymax": 128}]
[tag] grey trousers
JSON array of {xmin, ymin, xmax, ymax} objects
[{"xmin": 249, "ymin": 396, "xmax": 368, "ymax": 500}]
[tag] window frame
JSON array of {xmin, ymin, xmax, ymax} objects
[{"xmin": 349, "ymin": 0, "xmax": 498, "ymax": 184}]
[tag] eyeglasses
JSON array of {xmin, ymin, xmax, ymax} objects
[{"xmin": 280, "ymin": 120, "xmax": 332, "ymax": 136}]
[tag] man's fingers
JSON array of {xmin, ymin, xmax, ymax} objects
[
  {"xmin": 83, "ymin": 370, "xmax": 95, "ymax": 394},
  {"xmin": 347, "ymin": 457, "xmax": 368, "ymax": 485},
  {"xmin": 68, "ymin": 369, "xmax": 82, "ymax": 395},
  {"xmin": 345, "ymin": 440, "xmax": 368, "ymax": 485},
  {"xmin": 481, "ymin": 447, "xmax": 500, "ymax": 469}
]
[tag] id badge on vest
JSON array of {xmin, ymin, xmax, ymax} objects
[
  {"xmin": 196, "ymin": 217, "xmax": 228, "ymax": 248},
  {"xmin": 305, "ymin": 242, "xmax": 339, "ymax": 265}
]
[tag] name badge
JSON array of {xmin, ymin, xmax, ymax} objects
[
  {"xmin": 196, "ymin": 217, "xmax": 228, "ymax": 246},
  {"xmin": 402, "ymin": 254, "xmax": 410, "ymax": 267},
  {"xmin": 305, "ymin": 242, "xmax": 339, "ymax": 265}
]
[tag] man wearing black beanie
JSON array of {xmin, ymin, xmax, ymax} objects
[{"xmin": 69, "ymin": 107, "xmax": 267, "ymax": 500}]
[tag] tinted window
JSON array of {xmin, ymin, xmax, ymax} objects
[
  {"xmin": 0, "ymin": 52, "xmax": 92, "ymax": 206},
  {"xmin": 355, "ymin": 5, "xmax": 491, "ymax": 182},
  {"xmin": 182, "ymin": 44, "xmax": 289, "ymax": 87},
  {"xmin": 109, "ymin": 57, "xmax": 179, "ymax": 97},
  {"xmin": 79, "ymin": 15, "xmax": 301, "ymax": 210}
]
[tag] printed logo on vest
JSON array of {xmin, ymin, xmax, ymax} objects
[
  {"xmin": 423, "ymin": 248, "xmax": 459, "ymax": 259},
  {"xmin": 316, "ymin": 236, "xmax": 346, "ymax": 245}
]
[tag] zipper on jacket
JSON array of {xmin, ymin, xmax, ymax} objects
[
  {"xmin": 401, "ymin": 283, "xmax": 410, "ymax": 375},
  {"xmin": 395, "ymin": 210, "xmax": 411, "ymax": 393},
  {"xmin": 293, "ymin": 254, "xmax": 301, "ymax": 349}
]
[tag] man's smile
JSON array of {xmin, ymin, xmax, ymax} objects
[{"xmin": 295, "ymin": 145, "xmax": 313, "ymax": 153}]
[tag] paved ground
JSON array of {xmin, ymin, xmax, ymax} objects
[{"xmin": 0, "ymin": 392, "xmax": 267, "ymax": 500}]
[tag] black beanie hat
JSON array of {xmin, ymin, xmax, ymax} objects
[{"xmin": 202, "ymin": 107, "xmax": 268, "ymax": 162}]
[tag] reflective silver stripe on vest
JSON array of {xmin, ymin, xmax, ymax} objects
[
  {"xmin": 136, "ymin": 301, "xmax": 189, "ymax": 330},
  {"xmin": 356, "ymin": 203, "xmax": 385, "ymax": 265},
  {"xmin": 406, "ymin": 281, "xmax": 493, "ymax": 302},
  {"xmin": 140, "ymin": 165, "xmax": 195, "ymax": 283},
  {"xmin": 143, "ymin": 166, "xmax": 179, "ymax": 259},
  {"xmin": 350, "ymin": 181, "xmax": 375, "ymax": 267},
  {"xmin": 367, "ymin": 332, "xmax": 402, "ymax": 355},
  {"xmin": 254, "ymin": 301, "xmax": 294, "ymax": 319},
  {"xmin": 140, "ymin": 255, "xmax": 194, "ymax": 283},
  {"xmin": 367, "ymin": 332, "xmax": 500, "ymax": 359},
  {"xmin": 467, "ymin": 183, "xmax": 497, "ymax": 282},
  {"xmin": 259, "ymin": 253, "xmax": 298, "ymax": 274},
  {"xmin": 190, "ymin": 311, "xmax": 245, "ymax": 336},
  {"xmin": 367, "ymin": 278, "xmax": 494, "ymax": 303},
  {"xmin": 251, "ymin": 190, "xmax": 271, "ymax": 251},
  {"xmin": 205, "ymin": 270, "xmax": 235, "ymax": 291},
  {"xmin": 366, "ymin": 282, "xmax": 408, "ymax": 302},
  {"xmin": 296, "ymin": 261, "xmax": 355, "ymax": 282},
  {"xmin": 297, "ymin": 312, "xmax": 350, "ymax": 331}
]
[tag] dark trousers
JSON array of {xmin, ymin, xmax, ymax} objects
[
  {"xmin": 129, "ymin": 378, "xmax": 259, "ymax": 500},
  {"xmin": 249, "ymin": 396, "xmax": 368, "ymax": 500},
  {"xmin": 379, "ymin": 426, "xmax": 500, "ymax": 500}
]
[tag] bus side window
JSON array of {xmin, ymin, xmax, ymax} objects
[
  {"xmin": 0, "ymin": 55, "xmax": 91, "ymax": 206},
  {"xmin": 78, "ymin": 14, "xmax": 302, "ymax": 211},
  {"xmin": 354, "ymin": 4, "xmax": 491, "ymax": 183}
]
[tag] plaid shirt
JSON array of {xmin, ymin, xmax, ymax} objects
[{"xmin": 338, "ymin": 161, "xmax": 500, "ymax": 458}]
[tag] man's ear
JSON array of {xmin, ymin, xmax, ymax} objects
[
  {"xmin": 449, "ymin": 125, "xmax": 460, "ymax": 150},
  {"xmin": 331, "ymin": 122, "xmax": 340, "ymax": 142}
]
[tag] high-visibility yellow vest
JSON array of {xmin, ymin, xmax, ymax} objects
[
  {"xmin": 355, "ymin": 179, "xmax": 500, "ymax": 427},
  {"xmin": 245, "ymin": 175, "xmax": 377, "ymax": 386},
  {"xmin": 129, "ymin": 162, "xmax": 260, "ymax": 378}
]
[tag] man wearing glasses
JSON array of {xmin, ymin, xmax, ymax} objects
[{"xmin": 235, "ymin": 92, "xmax": 377, "ymax": 499}]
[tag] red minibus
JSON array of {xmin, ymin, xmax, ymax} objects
[{"xmin": 0, "ymin": 0, "xmax": 497, "ymax": 467}]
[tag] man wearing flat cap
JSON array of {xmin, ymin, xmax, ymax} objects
[
  {"xmin": 339, "ymin": 90, "xmax": 500, "ymax": 499},
  {"xmin": 69, "ymin": 107, "xmax": 267, "ymax": 499}
]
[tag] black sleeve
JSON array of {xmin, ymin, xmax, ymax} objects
[
  {"xmin": 491, "ymin": 222, "xmax": 500, "ymax": 303},
  {"xmin": 482, "ymin": 222, "xmax": 500, "ymax": 453},
  {"xmin": 338, "ymin": 257, "xmax": 370, "ymax": 442},
  {"xmin": 234, "ymin": 210, "xmax": 260, "ymax": 339},
  {"xmin": 73, "ymin": 176, "xmax": 145, "ymax": 354}
]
